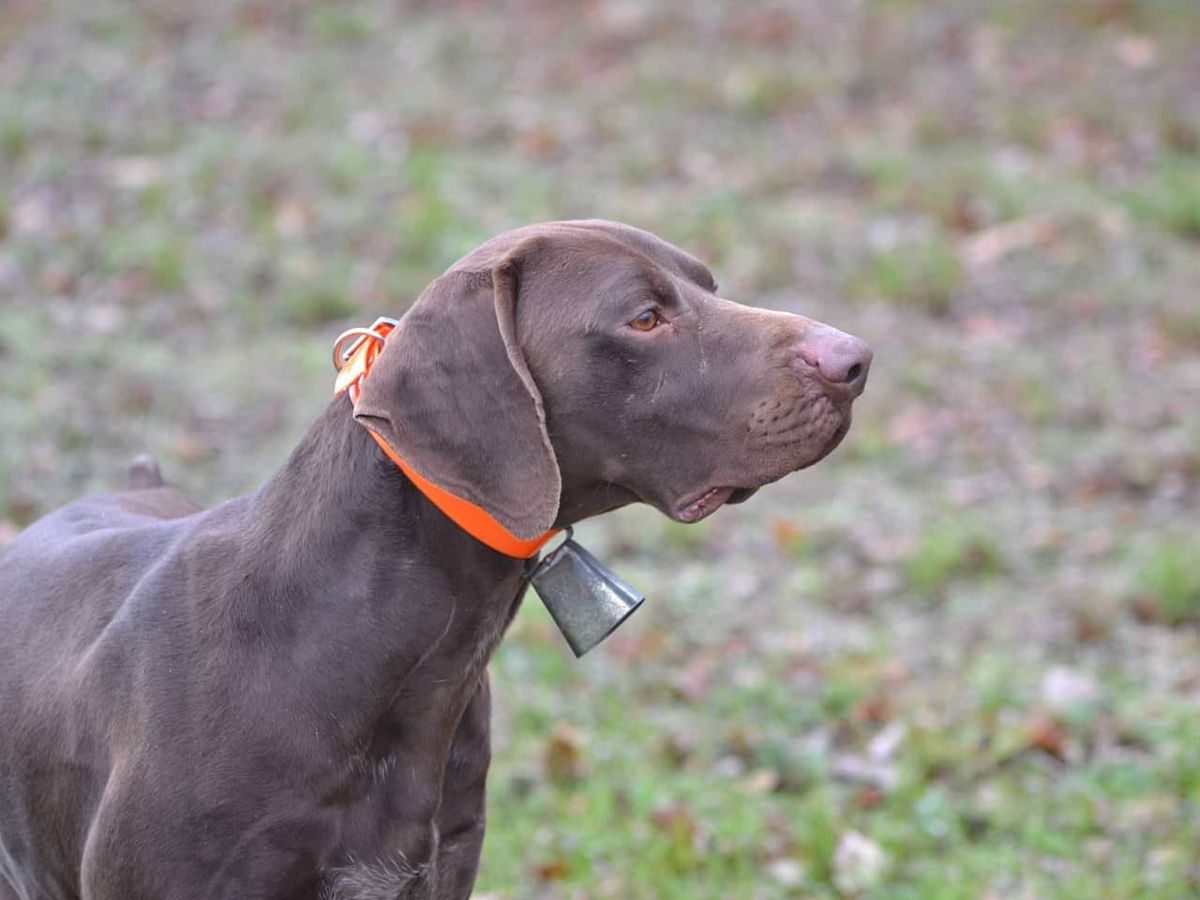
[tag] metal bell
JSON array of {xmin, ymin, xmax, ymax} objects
[{"xmin": 529, "ymin": 529, "xmax": 645, "ymax": 658}]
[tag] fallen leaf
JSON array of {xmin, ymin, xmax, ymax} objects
[
  {"xmin": 1026, "ymin": 710, "xmax": 1068, "ymax": 762},
  {"xmin": 543, "ymin": 722, "xmax": 585, "ymax": 784},
  {"xmin": 855, "ymin": 785, "xmax": 886, "ymax": 810},
  {"xmin": 533, "ymin": 857, "xmax": 570, "ymax": 883},
  {"xmin": 771, "ymin": 518, "xmax": 804, "ymax": 551},
  {"xmin": 852, "ymin": 689, "xmax": 894, "ymax": 726}
]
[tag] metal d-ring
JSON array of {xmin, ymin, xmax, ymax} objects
[{"xmin": 331, "ymin": 317, "xmax": 397, "ymax": 371}]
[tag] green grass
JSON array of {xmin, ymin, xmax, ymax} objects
[
  {"xmin": 1127, "ymin": 154, "xmax": 1200, "ymax": 239},
  {"xmin": 1135, "ymin": 538, "xmax": 1200, "ymax": 625},
  {"xmin": 857, "ymin": 231, "xmax": 964, "ymax": 315},
  {"xmin": 903, "ymin": 521, "xmax": 1004, "ymax": 599}
]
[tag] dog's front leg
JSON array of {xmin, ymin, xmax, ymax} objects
[{"xmin": 432, "ymin": 675, "xmax": 490, "ymax": 899}]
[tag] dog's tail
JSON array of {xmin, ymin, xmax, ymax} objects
[{"xmin": 126, "ymin": 454, "xmax": 165, "ymax": 490}]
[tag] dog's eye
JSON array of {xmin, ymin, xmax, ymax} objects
[{"xmin": 629, "ymin": 310, "xmax": 661, "ymax": 332}]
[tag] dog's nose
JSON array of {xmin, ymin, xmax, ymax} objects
[{"xmin": 794, "ymin": 327, "xmax": 873, "ymax": 397}]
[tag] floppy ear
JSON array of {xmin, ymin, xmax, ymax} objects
[{"xmin": 353, "ymin": 250, "xmax": 561, "ymax": 541}]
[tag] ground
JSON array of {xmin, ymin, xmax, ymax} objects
[{"xmin": 1, "ymin": 1, "xmax": 1198, "ymax": 897}]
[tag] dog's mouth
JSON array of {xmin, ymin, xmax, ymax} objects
[
  {"xmin": 664, "ymin": 403, "xmax": 855, "ymax": 525},
  {"xmin": 727, "ymin": 486, "xmax": 759, "ymax": 505},
  {"xmin": 670, "ymin": 486, "xmax": 757, "ymax": 523},
  {"xmin": 666, "ymin": 418, "xmax": 850, "ymax": 524}
]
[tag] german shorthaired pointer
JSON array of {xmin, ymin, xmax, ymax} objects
[{"xmin": 0, "ymin": 220, "xmax": 870, "ymax": 899}]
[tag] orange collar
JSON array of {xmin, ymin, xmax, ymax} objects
[{"xmin": 333, "ymin": 317, "xmax": 559, "ymax": 559}]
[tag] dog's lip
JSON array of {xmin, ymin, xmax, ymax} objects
[
  {"xmin": 727, "ymin": 487, "xmax": 759, "ymax": 505},
  {"xmin": 671, "ymin": 486, "xmax": 738, "ymax": 523}
]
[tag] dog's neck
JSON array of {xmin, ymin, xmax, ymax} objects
[{"xmin": 233, "ymin": 397, "xmax": 528, "ymax": 748}]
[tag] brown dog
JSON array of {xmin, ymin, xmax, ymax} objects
[{"xmin": 0, "ymin": 221, "xmax": 870, "ymax": 899}]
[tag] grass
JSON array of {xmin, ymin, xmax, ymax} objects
[
  {"xmin": 1127, "ymin": 153, "xmax": 1200, "ymax": 239},
  {"xmin": 903, "ymin": 520, "xmax": 1004, "ymax": 600},
  {"xmin": 857, "ymin": 231, "xmax": 965, "ymax": 315},
  {"xmin": 2, "ymin": 1, "xmax": 1198, "ymax": 897},
  {"xmin": 1135, "ymin": 538, "xmax": 1200, "ymax": 626}
]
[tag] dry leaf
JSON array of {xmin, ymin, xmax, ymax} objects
[
  {"xmin": 771, "ymin": 519, "xmax": 804, "ymax": 551},
  {"xmin": 533, "ymin": 857, "xmax": 570, "ymax": 883},
  {"xmin": 855, "ymin": 785, "xmax": 886, "ymax": 810},
  {"xmin": 543, "ymin": 722, "xmax": 585, "ymax": 784},
  {"xmin": 1026, "ymin": 710, "xmax": 1068, "ymax": 762}
]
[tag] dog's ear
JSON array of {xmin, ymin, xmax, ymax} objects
[{"xmin": 353, "ymin": 245, "xmax": 560, "ymax": 541}]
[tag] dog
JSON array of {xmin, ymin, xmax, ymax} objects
[{"xmin": 0, "ymin": 220, "xmax": 871, "ymax": 899}]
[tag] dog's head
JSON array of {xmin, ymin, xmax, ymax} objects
[{"xmin": 355, "ymin": 220, "xmax": 871, "ymax": 540}]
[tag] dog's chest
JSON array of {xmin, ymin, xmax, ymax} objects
[
  {"xmin": 322, "ymin": 850, "xmax": 432, "ymax": 900},
  {"xmin": 315, "ymin": 771, "xmax": 437, "ymax": 899}
]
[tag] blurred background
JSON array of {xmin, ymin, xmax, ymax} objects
[{"xmin": 1, "ymin": 1, "xmax": 1198, "ymax": 896}]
